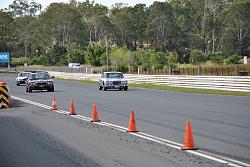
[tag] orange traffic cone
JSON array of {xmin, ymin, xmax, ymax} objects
[
  {"xmin": 69, "ymin": 99, "xmax": 76, "ymax": 115},
  {"xmin": 91, "ymin": 103, "xmax": 100, "ymax": 122},
  {"xmin": 51, "ymin": 96, "xmax": 57, "ymax": 110},
  {"xmin": 182, "ymin": 120, "xmax": 197, "ymax": 150},
  {"xmin": 127, "ymin": 111, "xmax": 138, "ymax": 132}
]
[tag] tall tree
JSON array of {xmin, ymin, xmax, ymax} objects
[
  {"xmin": 78, "ymin": 1, "xmax": 110, "ymax": 43},
  {"xmin": 0, "ymin": 11, "xmax": 14, "ymax": 52},
  {"xmin": 9, "ymin": 0, "xmax": 41, "ymax": 57},
  {"xmin": 146, "ymin": 2, "xmax": 176, "ymax": 51},
  {"xmin": 222, "ymin": 0, "xmax": 250, "ymax": 56}
]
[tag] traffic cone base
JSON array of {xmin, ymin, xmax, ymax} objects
[
  {"xmin": 69, "ymin": 99, "xmax": 77, "ymax": 115},
  {"xmin": 127, "ymin": 111, "xmax": 138, "ymax": 132},
  {"xmin": 91, "ymin": 119, "xmax": 101, "ymax": 122},
  {"xmin": 182, "ymin": 146, "xmax": 197, "ymax": 150},
  {"xmin": 182, "ymin": 120, "xmax": 197, "ymax": 150},
  {"xmin": 91, "ymin": 103, "xmax": 101, "ymax": 122}
]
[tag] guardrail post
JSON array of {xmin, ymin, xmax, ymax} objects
[
  {"xmin": 235, "ymin": 65, "xmax": 239, "ymax": 76},
  {"xmin": 168, "ymin": 66, "xmax": 172, "ymax": 75},
  {"xmin": 198, "ymin": 66, "xmax": 201, "ymax": 75}
]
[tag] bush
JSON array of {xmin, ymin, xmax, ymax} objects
[
  {"xmin": 117, "ymin": 64, "xmax": 128, "ymax": 73},
  {"xmin": 226, "ymin": 54, "xmax": 241, "ymax": 64},
  {"xmin": 211, "ymin": 54, "xmax": 224, "ymax": 65},
  {"xmin": 189, "ymin": 49, "xmax": 208, "ymax": 64},
  {"xmin": 167, "ymin": 52, "xmax": 179, "ymax": 64},
  {"xmin": 84, "ymin": 43, "xmax": 106, "ymax": 66},
  {"xmin": 12, "ymin": 57, "xmax": 30, "ymax": 65}
]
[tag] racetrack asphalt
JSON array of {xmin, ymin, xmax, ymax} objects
[{"xmin": 1, "ymin": 73, "xmax": 250, "ymax": 166}]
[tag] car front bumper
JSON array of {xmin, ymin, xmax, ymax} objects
[
  {"xmin": 105, "ymin": 83, "xmax": 128, "ymax": 89},
  {"xmin": 17, "ymin": 80, "xmax": 26, "ymax": 84},
  {"xmin": 29, "ymin": 85, "xmax": 54, "ymax": 90}
]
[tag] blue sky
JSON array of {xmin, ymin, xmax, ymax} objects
[{"xmin": 0, "ymin": 0, "xmax": 165, "ymax": 10}]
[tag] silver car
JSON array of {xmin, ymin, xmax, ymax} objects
[
  {"xmin": 16, "ymin": 71, "xmax": 31, "ymax": 86},
  {"xmin": 98, "ymin": 72, "xmax": 128, "ymax": 91}
]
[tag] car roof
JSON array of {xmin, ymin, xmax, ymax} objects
[
  {"xmin": 25, "ymin": 70, "xmax": 48, "ymax": 73},
  {"xmin": 104, "ymin": 72, "xmax": 122, "ymax": 74},
  {"xmin": 19, "ymin": 71, "xmax": 31, "ymax": 73}
]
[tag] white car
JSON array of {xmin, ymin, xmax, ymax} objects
[
  {"xmin": 98, "ymin": 72, "xmax": 128, "ymax": 91},
  {"xmin": 16, "ymin": 71, "xmax": 31, "ymax": 86},
  {"xmin": 68, "ymin": 63, "xmax": 83, "ymax": 69}
]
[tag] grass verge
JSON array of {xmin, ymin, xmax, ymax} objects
[{"xmin": 55, "ymin": 78, "xmax": 250, "ymax": 97}]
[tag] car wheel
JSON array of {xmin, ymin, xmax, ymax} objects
[
  {"xmin": 104, "ymin": 87, "xmax": 107, "ymax": 91},
  {"xmin": 124, "ymin": 87, "xmax": 128, "ymax": 91},
  {"xmin": 99, "ymin": 84, "xmax": 103, "ymax": 90},
  {"xmin": 119, "ymin": 88, "xmax": 123, "ymax": 91}
]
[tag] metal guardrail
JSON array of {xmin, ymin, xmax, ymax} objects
[
  {"xmin": 0, "ymin": 67, "xmax": 16, "ymax": 73},
  {"xmin": 48, "ymin": 71, "xmax": 250, "ymax": 92}
]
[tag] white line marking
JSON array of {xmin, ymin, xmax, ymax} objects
[
  {"xmin": 138, "ymin": 132, "xmax": 183, "ymax": 147},
  {"xmin": 131, "ymin": 132, "xmax": 181, "ymax": 150},
  {"xmin": 196, "ymin": 150, "xmax": 250, "ymax": 167},
  {"xmin": 11, "ymin": 95, "xmax": 250, "ymax": 167},
  {"xmin": 187, "ymin": 150, "xmax": 228, "ymax": 164}
]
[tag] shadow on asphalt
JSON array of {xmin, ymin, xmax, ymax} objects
[
  {"xmin": 26, "ymin": 90, "xmax": 65, "ymax": 93},
  {"xmin": 10, "ymin": 99, "xmax": 25, "ymax": 108}
]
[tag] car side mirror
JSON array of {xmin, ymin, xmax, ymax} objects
[{"xmin": 51, "ymin": 76, "xmax": 55, "ymax": 79}]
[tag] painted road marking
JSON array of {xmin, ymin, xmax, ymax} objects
[{"xmin": 11, "ymin": 96, "xmax": 250, "ymax": 167}]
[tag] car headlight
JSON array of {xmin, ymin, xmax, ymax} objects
[
  {"xmin": 48, "ymin": 81, "xmax": 53, "ymax": 85},
  {"xmin": 122, "ymin": 81, "xmax": 128, "ymax": 85},
  {"xmin": 29, "ymin": 81, "xmax": 35, "ymax": 85}
]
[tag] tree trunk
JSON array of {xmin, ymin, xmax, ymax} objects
[
  {"xmin": 202, "ymin": 0, "xmax": 208, "ymax": 53},
  {"xmin": 212, "ymin": 11, "xmax": 216, "ymax": 54}
]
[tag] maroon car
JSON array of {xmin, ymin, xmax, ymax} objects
[{"xmin": 26, "ymin": 72, "xmax": 54, "ymax": 92}]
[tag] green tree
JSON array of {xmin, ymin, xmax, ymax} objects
[
  {"xmin": 222, "ymin": 0, "xmax": 250, "ymax": 56},
  {"xmin": 39, "ymin": 3, "xmax": 86, "ymax": 47},
  {"xmin": 66, "ymin": 42, "xmax": 85, "ymax": 64},
  {"xmin": 168, "ymin": 52, "xmax": 179, "ymax": 64},
  {"xmin": 110, "ymin": 3, "xmax": 147, "ymax": 51},
  {"xmin": 0, "ymin": 11, "xmax": 15, "ymax": 52},
  {"xmin": 146, "ymin": 2, "xmax": 176, "ymax": 51},
  {"xmin": 110, "ymin": 47, "xmax": 129, "ymax": 67},
  {"xmin": 9, "ymin": 0, "xmax": 41, "ymax": 58},
  {"xmin": 78, "ymin": 1, "xmax": 111, "ymax": 43},
  {"xmin": 84, "ymin": 43, "xmax": 106, "ymax": 66},
  {"xmin": 46, "ymin": 45, "xmax": 67, "ymax": 65}
]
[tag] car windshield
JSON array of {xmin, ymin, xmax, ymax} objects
[
  {"xmin": 29, "ymin": 73, "xmax": 51, "ymax": 80},
  {"xmin": 106, "ymin": 73, "xmax": 124, "ymax": 78},
  {"xmin": 18, "ymin": 72, "xmax": 30, "ymax": 77}
]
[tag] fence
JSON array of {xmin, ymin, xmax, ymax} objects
[
  {"xmin": 129, "ymin": 65, "xmax": 250, "ymax": 76},
  {"xmin": 48, "ymin": 71, "xmax": 250, "ymax": 92},
  {"xmin": 15, "ymin": 64, "xmax": 250, "ymax": 76}
]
